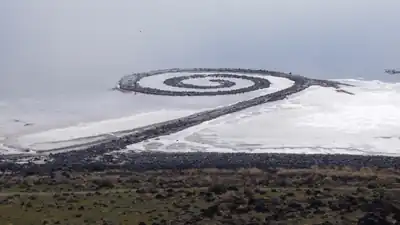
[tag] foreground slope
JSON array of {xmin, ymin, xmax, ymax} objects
[{"xmin": 1, "ymin": 167, "xmax": 400, "ymax": 225}]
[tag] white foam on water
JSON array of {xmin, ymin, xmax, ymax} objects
[{"xmin": 124, "ymin": 79, "xmax": 400, "ymax": 156}]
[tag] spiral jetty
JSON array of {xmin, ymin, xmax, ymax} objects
[{"xmin": 16, "ymin": 68, "xmax": 345, "ymax": 160}]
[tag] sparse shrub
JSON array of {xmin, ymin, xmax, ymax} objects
[
  {"xmin": 208, "ymin": 183, "xmax": 227, "ymax": 195},
  {"xmin": 255, "ymin": 188, "xmax": 266, "ymax": 195},
  {"xmin": 276, "ymin": 178, "xmax": 292, "ymax": 187},
  {"xmin": 93, "ymin": 178, "xmax": 115, "ymax": 189},
  {"xmin": 28, "ymin": 195, "xmax": 37, "ymax": 200},
  {"xmin": 244, "ymin": 188, "xmax": 254, "ymax": 199},
  {"xmin": 286, "ymin": 192, "xmax": 295, "ymax": 197},
  {"xmin": 201, "ymin": 204, "xmax": 220, "ymax": 218},
  {"xmin": 323, "ymin": 187, "xmax": 332, "ymax": 192},
  {"xmin": 367, "ymin": 182, "xmax": 379, "ymax": 189},
  {"xmin": 227, "ymin": 185, "xmax": 239, "ymax": 191},
  {"xmin": 25, "ymin": 201, "xmax": 32, "ymax": 208},
  {"xmin": 204, "ymin": 192, "xmax": 216, "ymax": 202},
  {"xmin": 136, "ymin": 188, "xmax": 147, "ymax": 194},
  {"xmin": 356, "ymin": 187, "xmax": 367, "ymax": 193},
  {"xmin": 155, "ymin": 193, "xmax": 166, "ymax": 199}
]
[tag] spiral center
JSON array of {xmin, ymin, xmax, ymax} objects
[{"xmin": 164, "ymin": 74, "xmax": 237, "ymax": 90}]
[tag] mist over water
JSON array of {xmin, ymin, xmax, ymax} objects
[{"xmin": 1, "ymin": 0, "xmax": 400, "ymax": 137}]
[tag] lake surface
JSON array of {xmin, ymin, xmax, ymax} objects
[{"xmin": 1, "ymin": 0, "xmax": 400, "ymax": 138}]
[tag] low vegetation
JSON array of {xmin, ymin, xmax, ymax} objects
[{"xmin": 1, "ymin": 166, "xmax": 400, "ymax": 224}]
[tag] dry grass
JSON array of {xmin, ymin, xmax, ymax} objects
[{"xmin": 1, "ymin": 166, "xmax": 400, "ymax": 224}]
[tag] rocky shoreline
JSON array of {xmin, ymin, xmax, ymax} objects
[{"xmin": 1, "ymin": 152, "xmax": 400, "ymax": 175}]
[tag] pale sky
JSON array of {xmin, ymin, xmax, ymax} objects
[{"xmin": 1, "ymin": 0, "xmax": 400, "ymax": 98}]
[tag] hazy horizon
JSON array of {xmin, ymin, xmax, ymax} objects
[{"xmin": 2, "ymin": 1, "xmax": 400, "ymax": 97}]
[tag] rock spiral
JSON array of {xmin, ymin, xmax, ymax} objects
[{"xmin": 117, "ymin": 68, "xmax": 286, "ymax": 96}]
